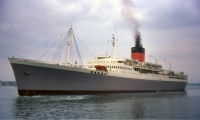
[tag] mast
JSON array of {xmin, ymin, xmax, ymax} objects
[
  {"xmin": 66, "ymin": 23, "xmax": 73, "ymax": 65},
  {"xmin": 111, "ymin": 34, "xmax": 117, "ymax": 58},
  {"xmin": 61, "ymin": 34, "xmax": 64, "ymax": 64}
]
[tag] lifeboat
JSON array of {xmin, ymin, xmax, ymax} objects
[{"xmin": 95, "ymin": 65, "xmax": 107, "ymax": 71}]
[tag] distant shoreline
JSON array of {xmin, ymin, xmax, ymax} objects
[
  {"xmin": 187, "ymin": 83, "xmax": 200, "ymax": 86},
  {"xmin": 0, "ymin": 81, "xmax": 16, "ymax": 86}
]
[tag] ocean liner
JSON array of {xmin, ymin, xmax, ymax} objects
[{"xmin": 9, "ymin": 25, "xmax": 188, "ymax": 96}]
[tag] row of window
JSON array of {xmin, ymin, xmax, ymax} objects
[
  {"xmin": 169, "ymin": 76, "xmax": 187, "ymax": 80},
  {"xmin": 89, "ymin": 61, "xmax": 124, "ymax": 64},
  {"xmin": 134, "ymin": 68, "xmax": 159, "ymax": 74},
  {"xmin": 91, "ymin": 71, "xmax": 107, "ymax": 75},
  {"xmin": 106, "ymin": 66, "xmax": 132, "ymax": 70}
]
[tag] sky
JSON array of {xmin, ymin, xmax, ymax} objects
[{"xmin": 0, "ymin": 0, "xmax": 200, "ymax": 83}]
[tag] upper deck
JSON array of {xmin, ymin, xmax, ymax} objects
[{"xmin": 87, "ymin": 55, "xmax": 188, "ymax": 80}]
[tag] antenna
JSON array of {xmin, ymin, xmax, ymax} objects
[
  {"xmin": 164, "ymin": 59, "xmax": 171, "ymax": 72},
  {"xmin": 114, "ymin": 24, "xmax": 116, "ymax": 35}
]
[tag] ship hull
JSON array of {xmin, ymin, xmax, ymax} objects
[{"xmin": 9, "ymin": 58, "xmax": 187, "ymax": 96}]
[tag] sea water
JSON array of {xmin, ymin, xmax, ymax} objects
[{"xmin": 0, "ymin": 85, "xmax": 200, "ymax": 119}]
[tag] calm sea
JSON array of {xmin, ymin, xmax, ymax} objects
[{"xmin": 0, "ymin": 85, "xmax": 200, "ymax": 119}]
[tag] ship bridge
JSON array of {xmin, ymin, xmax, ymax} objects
[
  {"xmin": 96, "ymin": 55, "xmax": 110, "ymax": 59},
  {"xmin": 87, "ymin": 55, "xmax": 129, "ymax": 71},
  {"xmin": 88, "ymin": 55, "xmax": 126, "ymax": 65}
]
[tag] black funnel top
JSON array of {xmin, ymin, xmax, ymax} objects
[
  {"xmin": 132, "ymin": 33, "xmax": 145, "ymax": 54},
  {"xmin": 135, "ymin": 34, "xmax": 142, "ymax": 47}
]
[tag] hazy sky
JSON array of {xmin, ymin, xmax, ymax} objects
[{"xmin": 0, "ymin": 0, "xmax": 200, "ymax": 83}]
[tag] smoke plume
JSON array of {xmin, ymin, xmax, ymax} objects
[{"xmin": 121, "ymin": 0, "xmax": 142, "ymax": 47}]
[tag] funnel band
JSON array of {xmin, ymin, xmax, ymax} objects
[{"xmin": 131, "ymin": 47, "xmax": 145, "ymax": 54}]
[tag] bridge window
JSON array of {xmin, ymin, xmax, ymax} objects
[{"xmin": 118, "ymin": 61, "xmax": 123, "ymax": 63}]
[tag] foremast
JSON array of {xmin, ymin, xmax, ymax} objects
[{"xmin": 66, "ymin": 23, "xmax": 73, "ymax": 65}]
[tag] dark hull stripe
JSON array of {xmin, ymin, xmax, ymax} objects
[{"xmin": 18, "ymin": 89, "xmax": 185, "ymax": 96}]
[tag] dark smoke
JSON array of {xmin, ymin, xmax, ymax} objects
[
  {"xmin": 121, "ymin": 0, "xmax": 142, "ymax": 47},
  {"xmin": 135, "ymin": 33, "xmax": 142, "ymax": 47}
]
